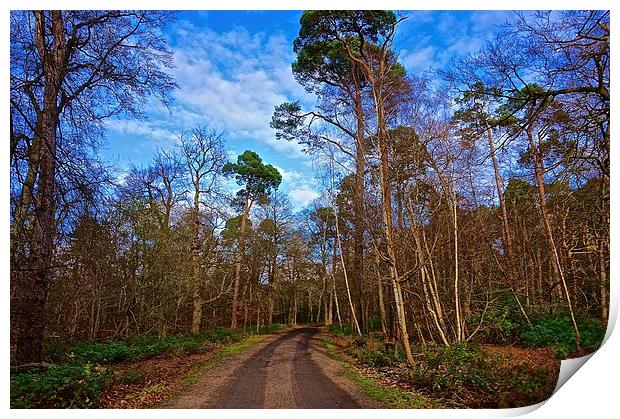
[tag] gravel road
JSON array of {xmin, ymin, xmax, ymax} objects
[{"xmin": 168, "ymin": 327, "xmax": 378, "ymax": 409}]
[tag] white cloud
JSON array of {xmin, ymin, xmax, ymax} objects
[
  {"xmin": 167, "ymin": 24, "xmax": 314, "ymax": 159},
  {"xmin": 399, "ymin": 46, "xmax": 436, "ymax": 73},
  {"xmin": 289, "ymin": 188, "xmax": 320, "ymax": 207},
  {"xmin": 108, "ymin": 119, "xmax": 178, "ymax": 150}
]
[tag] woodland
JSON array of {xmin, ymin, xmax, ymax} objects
[{"xmin": 10, "ymin": 10, "xmax": 609, "ymax": 408}]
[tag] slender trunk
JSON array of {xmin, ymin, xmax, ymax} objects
[
  {"xmin": 373, "ymin": 81, "xmax": 413, "ymax": 364},
  {"xmin": 231, "ymin": 192, "xmax": 251, "ymax": 328},
  {"xmin": 599, "ymin": 179, "xmax": 609, "ymax": 321},
  {"xmin": 373, "ymin": 253, "xmax": 388, "ymax": 337},
  {"xmin": 12, "ymin": 124, "xmax": 42, "ymax": 246},
  {"xmin": 452, "ymin": 186, "xmax": 463, "ymax": 342},
  {"xmin": 485, "ymin": 125, "xmax": 531, "ymax": 326},
  {"xmin": 353, "ymin": 94, "xmax": 366, "ymax": 332},
  {"xmin": 407, "ymin": 194, "xmax": 449, "ymax": 344},
  {"xmin": 527, "ymin": 125, "xmax": 581, "ymax": 349},
  {"xmin": 191, "ymin": 185, "xmax": 203, "ymax": 334},
  {"xmin": 334, "ymin": 209, "xmax": 361, "ymax": 335},
  {"xmin": 332, "ymin": 247, "xmax": 343, "ymax": 328},
  {"xmin": 327, "ymin": 276, "xmax": 334, "ymax": 326}
]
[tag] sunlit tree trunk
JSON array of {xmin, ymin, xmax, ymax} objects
[
  {"xmin": 191, "ymin": 186, "xmax": 203, "ymax": 334},
  {"xmin": 485, "ymin": 124, "xmax": 531, "ymax": 326},
  {"xmin": 527, "ymin": 124, "xmax": 581, "ymax": 349},
  {"xmin": 334, "ymin": 208, "xmax": 361, "ymax": 335},
  {"xmin": 231, "ymin": 192, "xmax": 252, "ymax": 329}
]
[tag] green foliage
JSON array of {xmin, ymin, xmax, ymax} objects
[
  {"xmin": 504, "ymin": 178, "xmax": 537, "ymax": 213},
  {"xmin": 296, "ymin": 11, "xmax": 397, "ymax": 49},
  {"xmin": 289, "ymin": 10, "xmax": 405, "ymax": 97},
  {"xmin": 11, "ymin": 363, "xmax": 111, "ymax": 408},
  {"xmin": 358, "ymin": 348, "xmax": 398, "ymax": 368},
  {"xmin": 72, "ymin": 341, "xmax": 135, "ymax": 364},
  {"xmin": 327, "ymin": 323, "xmax": 355, "ymax": 337},
  {"xmin": 520, "ymin": 314, "xmax": 606, "ymax": 358},
  {"xmin": 13, "ymin": 326, "xmax": 285, "ymax": 408},
  {"xmin": 120, "ymin": 369, "xmax": 145, "ymax": 385},
  {"xmin": 327, "ymin": 330, "xmax": 554, "ymax": 408},
  {"xmin": 468, "ymin": 293, "xmax": 529, "ymax": 344},
  {"xmin": 403, "ymin": 342, "xmax": 553, "ymax": 407},
  {"xmin": 222, "ymin": 150, "xmax": 282, "ymax": 203},
  {"xmin": 367, "ymin": 315, "xmax": 384, "ymax": 332}
]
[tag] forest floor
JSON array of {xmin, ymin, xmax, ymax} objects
[
  {"xmin": 98, "ymin": 334, "xmax": 268, "ymax": 408},
  {"xmin": 12, "ymin": 325, "xmax": 562, "ymax": 408},
  {"xmin": 322, "ymin": 331, "xmax": 561, "ymax": 408}
]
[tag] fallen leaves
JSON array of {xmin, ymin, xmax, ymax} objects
[{"xmin": 99, "ymin": 353, "xmax": 212, "ymax": 408}]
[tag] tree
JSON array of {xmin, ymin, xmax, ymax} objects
[
  {"xmin": 301, "ymin": 11, "xmax": 414, "ymax": 363},
  {"xmin": 180, "ymin": 128, "xmax": 227, "ymax": 334},
  {"xmin": 10, "ymin": 10, "xmax": 176, "ymax": 365},
  {"xmin": 223, "ymin": 151, "xmax": 282, "ymax": 328}
]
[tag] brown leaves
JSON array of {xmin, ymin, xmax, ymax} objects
[{"xmin": 99, "ymin": 353, "xmax": 207, "ymax": 408}]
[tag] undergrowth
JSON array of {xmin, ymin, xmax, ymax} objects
[
  {"xmin": 325, "ymin": 331, "xmax": 557, "ymax": 408},
  {"xmin": 519, "ymin": 314, "xmax": 606, "ymax": 358},
  {"xmin": 11, "ymin": 323, "xmax": 286, "ymax": 408}
]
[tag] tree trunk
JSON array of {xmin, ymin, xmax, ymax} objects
[
  {"xmin": 15, "ymin": 11, "xmax": 66, "ymax": 365},
  {"xmin": 372, "ymin": 70, "xmax": 414, "ymax": 365},
  {"xmin": 231, "ymin": 192, "xmax": 251, "ymax": 328},
  {"xmin": 353, "ymin": 94, "xmax": 366, "ymax": 332},
  {"xmin": 334, "ymin": 208, "xmax": 361, "ymax": 335},
  {"xmin": 527, "ymin": 124, "xmax": 581, "ymax": 349},
  {"xmin": 191, "ymin": 185, "xmax": 203, "ymax": 334},
  {"xmin": 373, "ymin": 253, "xmax": 388, "ymax": 337},
  {"xmin": 485, "ymin": 125, "xmax": 531, "ymax": 326}
]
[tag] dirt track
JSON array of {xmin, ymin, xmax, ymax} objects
[{"xmin": 168, "ymin": 327, "xmax": 378, "ymax": 409}]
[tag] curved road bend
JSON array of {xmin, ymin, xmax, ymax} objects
[{"xmin": 169, "ymin": 327, "xmax": 378, "ymax": 409}]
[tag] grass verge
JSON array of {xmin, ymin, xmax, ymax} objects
[
  {"xmin": 180, "ymin": 334, "xmax": 268, "ymax": 387},
  {"xmin": 322, "ymin": 336, "xmax": 436, "ymax": 408}
]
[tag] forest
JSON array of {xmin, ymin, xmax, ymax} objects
[{"xmin": 10, "ymin": 10, "xmax": 609, "ymax": 408}]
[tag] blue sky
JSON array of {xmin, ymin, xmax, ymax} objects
[{"xmin": 101, "ymin": 10, "xmax": 514, "ymax": 209}]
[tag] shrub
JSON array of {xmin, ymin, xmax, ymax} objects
[
  {"xmin": 520, "ymin": 314, "xmax": 606, "ymax": 358},
  {"xmin": 73, "ymin": 341, "xmax": 135, "ymax": 363},
  {"xmin": 327, "ymin": 323, "xmax": 355, "ymax": 337},
  {"xmin": 358, "ymin": 348, "xmax": 397, "ymax": 368},
  {"xmin": 13, "ymin": 324, "xmax": 282, "ymax": 408},
  {"xmin": 468, "ymin": 294, "xmax": 529, "ymax": 344},
  {"xmin": 11, "ymin": 363, "xmax": 111, "ymax": 408},
  {"xmin": 403, "ymin": 342, "xmax": 553, "ymax": 407}
]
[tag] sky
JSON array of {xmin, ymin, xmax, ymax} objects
[{"xmin": 101, "ymin": 10, "xmax": 515, "ymax": 209}]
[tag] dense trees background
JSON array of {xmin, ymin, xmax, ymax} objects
[{"xmin": 10, "ymin": 10, "xmax": 609, "ymax": 367}]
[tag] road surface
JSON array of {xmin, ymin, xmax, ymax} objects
[{"xmin": 169, "ymin": 327, "xmax": 378, "ymax": 408}]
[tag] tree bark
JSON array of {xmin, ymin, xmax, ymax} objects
[
  {"xmin": 485, "ymin": 125, "xmax": 531, "ymax": 326},
  {"xmin": 15, "ymin": 11, "xmax": 67, "ymax": 365},
  {"xmin": 231, "ymin": 192, "xmax": 252, "ymax": 328},
  {"xmin": 191, "ymin": 183, "xmax": 203, "ymax": 334},
  {"xmin": 334, "ymin": 208, "xmax": 361, "ymax": 335},
  {"xmin": 527, "ymin": 124, "xmax": 581, "ymax": 349}
]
